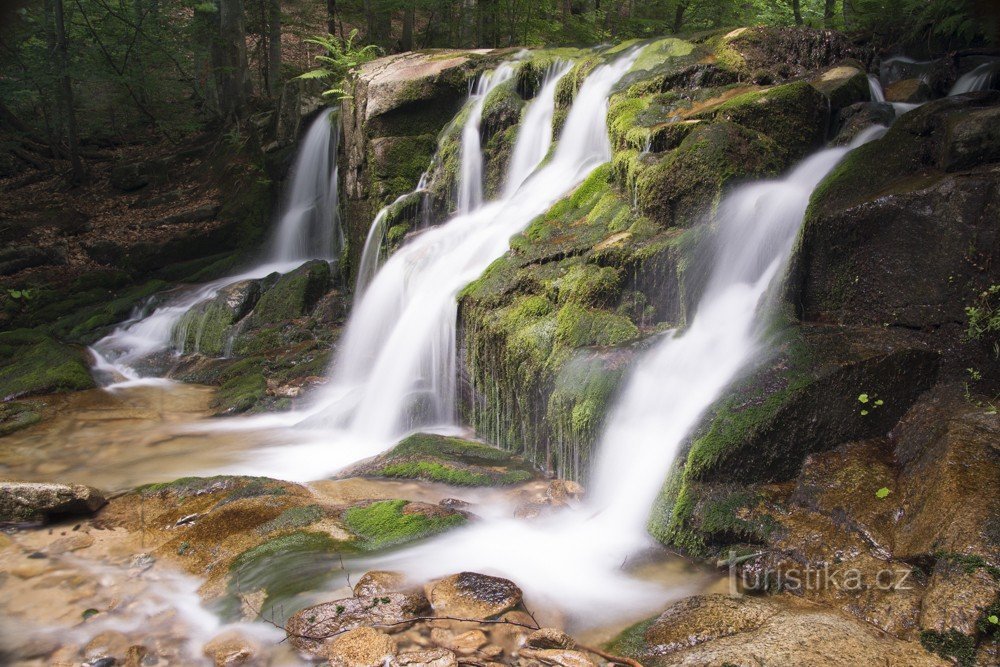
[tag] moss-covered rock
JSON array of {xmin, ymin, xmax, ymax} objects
[
  {"xmin": 810, "ymin": 64, "xmax": 871, "ymax": 111},
  {"xmin": 794, "ymin": 94, "xmax": 1000, "ymax": 365},
  {"xmin": 173, "ymin": 279, "xmax": 261, "ymax": 356},
  {"xmin": 636, "ymin": 120, "xmax": 787, "ymax": 228},
  {"xmin": 709, "ymin": 81, "xmax": 829, "ymax": 160},
  {"xmin": 247, "ymin": 259, "xmax": 331, "ymax": 326},
  {"xmin": 0, "ymin": 329, "xmax": 95, "ymax": 400},
  {"xmin": 341, "ymin": 499, "xmax": 468, "ymax": 551},
  {"xmin": 343, "ymin": 432, "xmax": 538, "ymax": 486},
  {"xmin": 650, "ymin": 325, "xmax": 939, "ymax": 558}
]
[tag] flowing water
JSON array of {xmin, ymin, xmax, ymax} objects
[
  {"xmin": 292, "ymin": 53, "xmax": 639, "ymax": 460},
  {"xmin": 362, "ymin": 125, "xmax": 889, "ymax": 627},
  {"xmin": 950, "ymin": 61, "xmax": 1000, "ymax": 95},
  {"xmin": 457, "ymin": 64, "xmax": 516, "ymax": 214},
  {"xmin": 90, "ymin": 111, "xmax": 343, "ymax": 384}
]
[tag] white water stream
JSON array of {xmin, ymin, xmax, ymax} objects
[
  {"xmin": 363, "ymin": 125, "xmax": 889, "ymax": 626},
  {"xmin": 283, "ymin": 55, "xmax": 630, "ymax": 461},
  {"xmin": 90, "ymin": 111, "xmax": 342, "ymax": 385}
]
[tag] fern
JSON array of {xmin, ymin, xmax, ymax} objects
[{"xmin": 296, "ymin": 29, "xmax": 382, "ymax": 101}]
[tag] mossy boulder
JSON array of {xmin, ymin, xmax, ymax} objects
[
  {"xmin": 341, "ymin": 499, "xmax": 468, "ymax": 551},
  {"xmin": 173, "ymin": 279, "xmax": 261, "ymax": 356},
  {"xmin": 811, "ymin": 64, "xmax": 871, "ymax": 111},
  {"xmin": 650, "ymin": 325, "xmax": 939, "ymax": 558},
  {"xmin": 0, "ymin": 329, "xmax": 95, "ymax": 400},
  {"xmin": 248, "ymin": 260, "xmax": 331, "ymax": 325},
  {"xmin": 343, "ymin": 432, "xmax": 538, "ymax": 487},
  {"xmin": 0, "ymin": 400, "xmax": 42, "ymax": 436},
  {"xmin": 712, "ymin": 26, "xmax": 867, "ymax": 81},
  {"xmin": 341, "ymin": 50, "xmax": 494, "ymax": 281},
  {"xmin": 637, "ymin": 120, "xmax": 787, "ymax": 228},
  {"xmin": 795, "ymin": 94, "xmax": 1000, "ymax": 364},
  {"xmin": 709, "ymin": 81, "xmax": 829, "ymax": 160}
]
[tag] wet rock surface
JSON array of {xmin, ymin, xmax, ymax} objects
[
  {"xmin": 427, "ymin": 572, "xmax": 524, "ymax": 620},
  {"xmin": 610, "ymin": 594, "xmax": 948, "ymax": 666},
  {"xmin": 0, "ymin": 481, "xmax": 107, "ymax": 524}
]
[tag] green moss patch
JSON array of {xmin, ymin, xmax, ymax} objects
[
  {"xmin": 352, "ymin": 432, "xmax": 538, "ymax": 487},
  {"xmin": 342, "ymin": 499, "xmax": 467, "ymax": 551},
  {"xmin": 0, "ymin": 330, "xmax": 95, "ymax": 400}
]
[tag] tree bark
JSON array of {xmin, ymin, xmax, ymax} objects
[
  {"xmin": 267, "ymin": 0, "xmax": 281, "ymax": 97},
  {"xmin": 402, "ymin": 2, "xmax": 414, "ymax": 51},
  {"xmin": 52, "ymin": 0, "xmax": 84, "ymax": 181},
  {"xmin": 216, "ymin": 0, "xmax": 252, "ymax": 120},
  {"xmin": 823, "ymin": 0, "xmax": 836, "ymax": 27},
  {"xmin": 672, "ymin": 0, "xmax": 688, "ymax": 34},
  {"xmin": 792, "ymin": 0, "xmax": 803, "ymax": 25},
  {"xmin": 327, "ymin": 0, "xmax": 336, "ymax": 35}
]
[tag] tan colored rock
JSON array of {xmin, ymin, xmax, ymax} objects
[
  {"xmin": 920, "ymin": 563, "xmax": 1000, "ymax": 636},
  {"xmin": 286, "ymin": 594, "xmax": 429, "ymax": 658},
  {"xmin": 0, "ymin": 481, "xmax": 106, "ymax": 523},
  {"xmin": 885, "ymin": 78, "xmax": 931, "ymax": 103},
  {"xmin": 47, "ymin": 532, "xmax": 95, "ymax": 554},
  {"xmin": 327, "ymin": 627, "xmax": 397, "ymax": 667},
  {"xmin": 429, "ymin": 628, "xmax": 487, "ymax": 655},
  {"xmin": 203, "ymin": 629, "xmax": 261, "ymax": 666},
  {"xmin": 489, "ymin": 610, "xmax": 536, "ymax": 649},
  {"xmin": 525, "ymin": 628, "xmax": 576, "ymax": 650},
  {"xmin": 123, "ymin": 645, "xmax": 148, "ymax": 667},
  {"xmin": 428, "ymin": 572, "xmax": 522, "ymax": 620},
  {"xmin": 636, "ymin": 594, "xmax": 947, "ymax": 666},
  {"xmin": 354, "ymin": 570, "xmax": 411, "ymax": 598},
  {"xmin": 392, "ymin": 648, "xmax": 458, "ymax": 667},
  {"xmin": 545, "ymin": 480, "xmax": 584, "ymax": 506},
  {"xmin": 84, "ymin": 630, "xmax": 130, "ymax": 662},
  {"xmin": 518, "ymin": 648, "xmax": 598, "ymax": 667}
]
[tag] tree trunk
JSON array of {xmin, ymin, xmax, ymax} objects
[
  {"xmin": 792, "ymin": 0, "xmax": 803, "ymax": 25},
  {"xmin": 823, "ymin": 0, "xmax": 836, "ymax": 27},
  {"xmin": 843, "ymin": 0, "xmax": 854, "ymax": 30},
  {"xmin": 672, "ymin": 0, "xmax": 688, "ymax": 33},
  {"xmin": 327, "ymin": 0, "xmax": 336, "ymax": 34},
  {"xmin": 192, "ymin": 5, "xmax": 220, "ymax": 116},
  {"xmin": 402, "ymin": 2, "xmax": 414, "ymax": 50},
  {"xmin": 562, "ymin": 0, "xmax": 572, "ymax": 27},
  {"xmin": 216, "ymin": 0, "xmax": 252, "ymax": 121},
  {"xmin": 267, "ymin": 0, "xmax": 281, "ymax": 97},
  {"xmin": 52, "ymin": 0, "xmax": 83, "ymax": 181}
]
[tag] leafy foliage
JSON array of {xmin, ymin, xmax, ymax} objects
[{"xmin": 298, "ymin": 29, "xmax": 382, "ymax": 100}]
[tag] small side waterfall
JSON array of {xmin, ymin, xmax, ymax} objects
[
  {"xmin": 950, "ymin": 61, "xmax": 1000, "ymax": 95},
  {"xmin": 269, "ymin": 111, "xmax": 343, "ymax": 262},
  {"xmin": 457, "ymin": 64, "xmax": 516, "ymax": 214},
  {"xmin": 303, "ymin": 52, "xmax": 640, "ymax": 451},
  {"xmin": 868, "ymin": 74, "xmax": 886, "ymax": 102},
  {"xmin": 91, "ymin": 110, "xmax": 343, "ymax": 383},
  {"xmin": 505, "ymin": 62, "xmax": 573, "ymax": 194},
  {"xmin": 370, "ymin": 126, "xmax": 888, "ymax": 623}
]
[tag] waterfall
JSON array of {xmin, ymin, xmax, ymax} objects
[
  {"xmin": 90, "ymin": 110, "xmax": 343, "ymax": 384},
  {"xmin": 504, "ymin": 62, "xmax": 573, "ymax": 194},
  {"xmin": 867, "ymin": 74, "xmax": 885, "ymax": 102},
  {"xmin": 368, "ymin": 126, "xmax": 888, "ymax": 623},
  {"xmin": 301, "ymin": 52, "xmax": 640, "ymax": 450},
  {"xmin": 457, "ymin": 64, "xmax": 516, "ymax": 214},
  {"xmin": 269, "ymin": 111, "xmax": 343, "ymax": 262},
  {"xmin": 950, "ymin": 61, "xmax": 1000, "ymax": 95}
]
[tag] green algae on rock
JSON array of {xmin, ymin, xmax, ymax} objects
[
  {"xmin": 0, "ymin": 329, "xmax": 95, "ymax": 400},
  {"xmin": 343, "ymin": 432, "xmax": 538, "ymax": 486},
  {"xmin": 342, "ymin": 499, "xmax": 468, "ymax": 551}
]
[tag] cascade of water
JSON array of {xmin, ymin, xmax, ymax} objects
[
  {"xmin": 457, "ymin": 64, "xmax": 516, "ymax": 214},
  {"xmin": 90, "ymin": 111, "xmax": 343, "ymax": 384},
  {"xmin": 950, "ymin": 61, "xmax": 1000, "ymax": 95},
  {"xmin": 504, "ymin": 62, "xmax": 573, "ymax": 195},
  {"xmin": 367, "ymin": 126, "xmax": 889, "ymax": 624},
  {"xmin": 868, "ymin": 74, "xmax": 886, "ymax": 102},
  {"xmin": 302, "ymin": 52, "xmax": 641, "ymax": 451}
]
